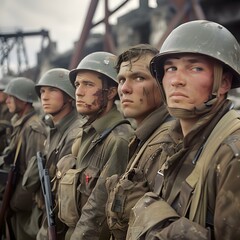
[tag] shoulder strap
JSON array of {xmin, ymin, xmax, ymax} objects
[
  {"xmin": 92, "ymin": 120, "xmax": 130, "ymax": 144},
  {"xmin": 128, "ymin": 120, "xmax": 171, "ymax": 171},
  {"xmin": 78, "ymin": 120, "xmax": 130, "ymax": 171},
  {"xmin": 13, "ymin": 137, "xmax": 22, "ymax": 165},
  {"xmin": 187, "ymin": 110, "xmax": 240, "ymax": 225},
  {"xmin": 13, "ymin": 114, "xmax": 38, "ymax": 165}
]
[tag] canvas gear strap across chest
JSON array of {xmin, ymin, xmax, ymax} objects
[
  {"xmin": 58, "ymin": 120, "xmax": 130, "ymax": 227},
  {"xmin": 154, "ymin": 109, "xmax": 240, "ymax": 228},
  {"xmin": 127, "ymin": 120, "xmax": 171, "ymax": 172},
  {"xmin": 92, "ymin": 120, "xmax": 130, "ymax": 144},
  {"xmin": 12, "ymin": 114, "xmax": 38, "ymax": 167},
  {"xmin": 154, "ymin": 110, "xmax": 240, "ymax": 226},
  {"xmin": 185, "ymin": 110, "xmax": 240, "ymax": 225}
]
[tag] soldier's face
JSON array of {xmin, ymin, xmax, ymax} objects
[
  {"xmin": 117, "ymin": 55, "xmax": 162, "ymax": 125},
  {"xmin": 6, "ymin": 95, "xmax": 25, "ymax": 114},
  {"xmin": 74, "ymin": 71, "xmax": 104, "ymax": 117},
  {"xmin": 162, "ymin": 54, "xmax": 215, "ymax": 110},
  {"xmin": 39, "ymin": 86, "xmax": 66, "ymax": 114}
]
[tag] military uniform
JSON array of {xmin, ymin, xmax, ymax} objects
[
  {"xmin": 128, "ymin": 100, "xmax": 240, "ymax": 240},
  {"xmin": 18, "ymin": 68, "xmax": 83, "ymax": 240},
  {"xmin": 6, "ymin": 108, "xmax": 46, "ymax": 240},
  {"xmin": 69, "ymin": 105, "xmax": 171, "ymax": 240},
  {"xmin": 127, "ymin": 20, "xmax": 240, "ymax": 240},
  {"xmin": 26, "ymin": 110, "xmax": 83, "ymax": 240},
  {"xmin": 0, "ymin": 77, "xmax": 47, "ymax": 240},
  {"xmin": 62, "ymin": 105, "xmax": 134, "ymax": 240}
]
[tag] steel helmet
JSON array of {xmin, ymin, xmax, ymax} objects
[
  {"xmin": 4, "ymin": 77, "xmax": 38, "ymax": 103},
  {"xmin": 35, "ymin": 68, "xmax": 75, "ymax": 99},
  {"xmin": 69, "ymin": 52, "xmax": 117, "ymax": 86},
  {"xmin": 150, "ymin": 20, "xmax": 240, "ymax": 89},
  {"xmin": 0, "ymin": 75, "xmax": 14, "ymax": 91}
]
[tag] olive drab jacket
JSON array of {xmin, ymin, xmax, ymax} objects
[
  {"xmin": 104, "ymin": 105, "xmax": 174, "ymax": 240},
  {"xmin": 2, "ymin": 107, "xmax": 46, "ymax": 240},
  {"xmin": 23, "ymin": 109, "xmax": 84, "ymax": 240},
  {"xmin": 127, "ymin": 100, "xmax": 240, "ymax": 240},
  {"xmin": 61, "ymin": 105, "xmax": 134, "ymax": 240},
  {"xmin": 44, "ymin": 110, "xmax": 84, "ymax": 180},
  {"xmin": 70, "ymin": 105, "xmax": 173, "ymax": 240}
]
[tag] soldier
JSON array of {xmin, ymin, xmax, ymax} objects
[
  {"xmin": 127, "ymin": 20, "xmax": 240, "ymax": 240},
  {"xmin": 1, "ymin": 77, "xmax": 46, "ymax": 240},
  {"xmin": 0, "ymin": 75, "xmax": 14, "ymax": 154},
  {"xmin": 23, "ymin": 68, "xmax": 83, "ymax": 240},
  {"xmin": 56, "ymin": 51, "xmax": 134, "ymax": 240},
  {"xmin": 69, "ymin": 44, "xmax": 174, "ymax": 240}
]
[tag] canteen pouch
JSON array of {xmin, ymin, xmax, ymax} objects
[{"xmin": 58, "ymin": 168, "xmax": 82, "ymax": 227}]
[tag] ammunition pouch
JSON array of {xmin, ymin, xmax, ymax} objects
[
  {"xmin": 106, "ymin": 168, "xmax": 150, "ymax": 239},
  {"xmin": 126, "ymin": 192, "xmax": 179, "ymax": 240}
]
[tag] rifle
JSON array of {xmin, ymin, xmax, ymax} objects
[
  {"xmin": 37, "ymin": 151, "xmax": 57, "ymax": 240},
  {"xmin": 0, "ymin": 164, "xmax": 17, "ymax": 236}
]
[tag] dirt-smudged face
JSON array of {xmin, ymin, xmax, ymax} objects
[
  {"xmin": 74, "ymin": 70, "xmax": 104, "ymax": 117},
  {"xmin": 117, "ymin": 55, "xmax": 162, "ymax": 125}
]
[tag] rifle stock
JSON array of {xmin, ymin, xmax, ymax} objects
[
  {"xmin": 37, "ymin": 151, "xmax": 57, "ymax": 240},
  {"xmin": 0, "ymin": 164, "xmax": 16, "ymax": 235}
]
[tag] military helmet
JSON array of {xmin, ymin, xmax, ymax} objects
[
  {"xmin": 35, "ymin": 68, "xmax": 75, "ymax": 99},
  {"xmin": 0, "ymin": 75, "xmax": 14, "ymax": 91},
  {"xmin": 150, "ymin": 20, "xmax": 240, "ymax": 89},
  {"xmin": 4, "ymin": 77, "xmax": 38, "ymax": 103},
  {"xmin": 69, "ymin": 52, "xmax": 117, "ymax": 86}
]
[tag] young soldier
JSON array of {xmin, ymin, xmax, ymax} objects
[
  {"xmin": 70, "ymin": 44, "xmax": 173, "ymax": 240},
  {"xmin": 127, "ymin": 20, "xmax": 240, "ymax": 240},
  {"xmin": 1, "ymin": 77, "xmax": 46, "ymax": 240},
  {"xmin": 23, "ymin": 68, "xmax": 83, "ymax": 240},
  {"xmin": 56, "ymin": 51, "xmax": 134, "ymax": 240}
]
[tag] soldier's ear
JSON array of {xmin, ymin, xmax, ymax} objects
[
  {"xmin": 219, "ymin": 72, "xmax": 232, "ymax": 95},
  {"xmin": 107, "ymin": 87, "xmax": 118, "ymax": 100}
]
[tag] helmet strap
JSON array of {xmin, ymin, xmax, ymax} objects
[{"xmin": 212, "ymin": 62, "xmax": 223, "ymax": 97}]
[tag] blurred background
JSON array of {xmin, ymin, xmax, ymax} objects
[{"xmin": 0, "ymin": 0, "xmax": 240, "ymax": 107}]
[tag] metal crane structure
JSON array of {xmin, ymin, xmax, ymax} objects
[
  {"xmin": 0, "ymin": 29, "xmax": 50, "ymax": 77},
  {"xmin": 69, "ymin": 0, "xmax": 240, "ymax": 68},
  {"xmin": 69, "ymin": 0, "xmax": 207, "ymax": 69}
]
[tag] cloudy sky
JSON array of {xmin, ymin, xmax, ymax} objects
[{"xmin": 0, "ymin": 0, "xmax": 145, "ymax": 74}]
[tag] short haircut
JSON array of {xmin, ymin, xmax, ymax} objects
[{"xmin": 115, "ymin": 44, "xmax": 159, "ymax": 73}]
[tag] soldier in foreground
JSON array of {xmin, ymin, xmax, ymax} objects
[{"xmin": 127, "ymin": 20, "xmax": 240, "ymax": 240}]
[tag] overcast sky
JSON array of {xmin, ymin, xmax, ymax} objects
[{"xmin": 0, "ymin": 0, "xmax": 146, "ymax": 75}]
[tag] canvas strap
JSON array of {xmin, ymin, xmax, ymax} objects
[{"xmin": 187, "ymin": 110, "xmax": 240, "ymax": 225}]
